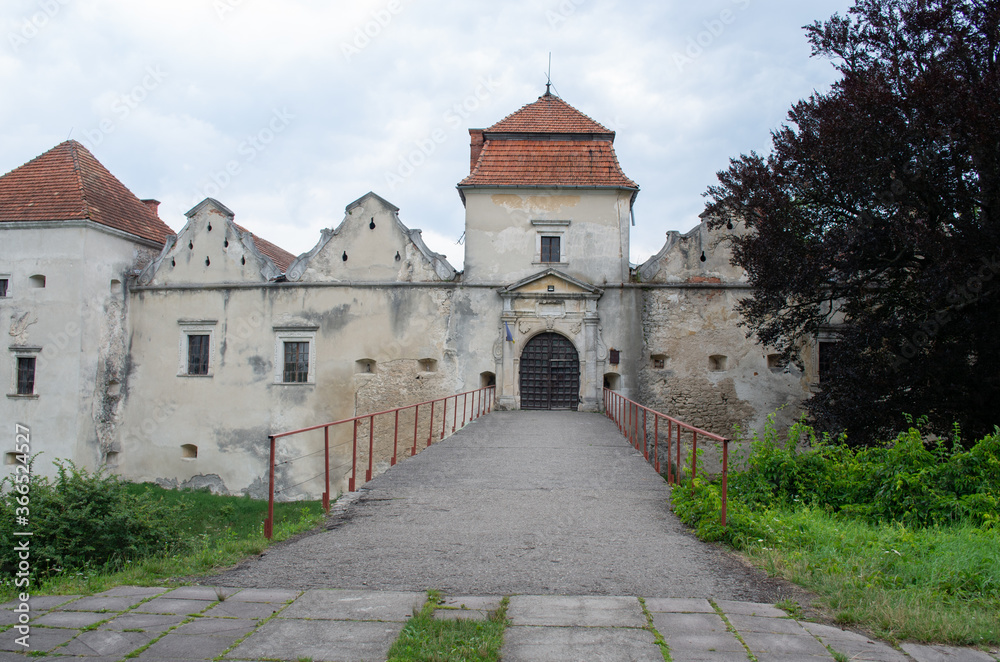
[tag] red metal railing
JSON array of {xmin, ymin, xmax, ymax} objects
[
  {"xmin": 603, "ymin": 388, "xmax": 730, "ymax": 528},
  {"xmin": 264, "ymin": 386, "xmax": 495, "ymax": 538}
]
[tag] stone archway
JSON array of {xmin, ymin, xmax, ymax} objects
[{"xmin": 519, "ymin": 332, "xmax": 580, "ymax": 410}]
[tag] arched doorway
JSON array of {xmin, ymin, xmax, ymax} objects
[{"xmin": 519, "ymin": 332, "xmax": 580, "ymax": 410}]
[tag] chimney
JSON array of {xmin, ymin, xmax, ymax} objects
[
  {"xmin": 469, "ymin": 129, "xmax": 485, "ymax": 174},
  {"xmin": 141, "ymin": 199, "xmax": 161, "ymax": 217}
]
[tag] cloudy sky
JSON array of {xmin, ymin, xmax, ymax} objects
[{"xmin": 1, "ymin": 0, "xmax": 853, "ymax": 269}]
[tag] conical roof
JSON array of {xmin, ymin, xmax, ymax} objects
[{"xmin": 487, "ymin": 93, "xmax": 614, "ymax": 135}]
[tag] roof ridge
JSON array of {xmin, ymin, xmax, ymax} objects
[{"xmin": 67, "ymin": 140, "xmax": 92, "ymax": 222}]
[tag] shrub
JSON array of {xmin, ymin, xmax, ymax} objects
[{"xmin": 0, "ymin": 460, "xmax": 183, "ymax": 579}]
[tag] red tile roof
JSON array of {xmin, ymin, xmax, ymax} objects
[
  {"xmin": 487, "ymin": 93, "xmax": 613, "ymax": 135},
  {"xmin": 234, "ymin": 222, "xmax": 295, "ymax": 272},
  {"xmin": 459, "ymin": 140, "xmax": 638, "ymax": 189},
  {"xmin": 0, "ymin": 140, "xmax": 174, "ymax": 244}
]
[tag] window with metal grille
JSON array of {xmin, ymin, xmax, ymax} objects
[
  {"xmin": 16, "ymin": 357, "xmax": 35, "ymax": 395},
  {"xmin": 540, "ymin": 236, "xmax": 560, "ymax": 263},
  {"xmin": 187, "ymin": 334, "xmax": 210, "ymax": 375},
  {"xmin": 283, "ymin": 342, "xmax": 310, "ymax": 383}
]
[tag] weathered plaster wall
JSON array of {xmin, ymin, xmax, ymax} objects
[
  {"xmin": 0, "ymin": 223, "xmax": 159, "ymax": 478},
  {"xmin": 462, "ymin": 188, "xmax": 632, "ymax": 285}
]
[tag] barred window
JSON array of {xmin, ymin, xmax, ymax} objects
[
  {"xmin": 540, "ymin": 236, "xmax": 560, "ymax": 263},
  {"xmin": 16, "ymin": 357, "xmax": 35, "ymax": 395},
  {"xmin": 187, "ymin": 335, "xmax": 210, "ymax": 375},
  {"xmin": 283, "ymin": 342, "xmax": 310, "ymax": 383}
]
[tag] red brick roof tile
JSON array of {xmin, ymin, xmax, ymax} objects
[
  {"xmin": 234, "ymin": 222, "xmax": 295, "ymax": 272},
  {"xmin": 459, "ymin": 140, "xmax": 638, "ymax": 189},
  {"xmin": 0, "ymin": 140, "xmax": 174, "ymax": 244},
  {"xmin": 487, "ymin": 93, "xmax": 613, "ymax": 135}
]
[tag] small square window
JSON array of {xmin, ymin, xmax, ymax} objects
[
  {"xmin": 0, "ymin": 278, "xmax": 9, "ymax": 298},
  {"xmin": 187, "ymin": 335, "xmax": 210, "ymax": 375},
  {"xmin": 283, "ymin": 342, "xmax": 310, "ymax": 383},
  {"xmin": 16, "ymin": 357, "xmax": 35, "ymax": 395},
  {"xmin": 540, "ymin": 236, "xmax": 560, "ymax": 263},
  {"xmin": 651, "ymin": 354, "xmax": 666, "ymax": 369}
]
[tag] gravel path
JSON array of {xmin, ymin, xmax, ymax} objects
[{"xmin": 210, "ymin": 411, "xmax": 798, "ymax": 600}]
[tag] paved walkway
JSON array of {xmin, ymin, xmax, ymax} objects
[{"xmin": 1, "ymin": 586, "xmax": 996, "ymax": 661}]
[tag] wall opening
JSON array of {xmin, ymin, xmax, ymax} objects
[
  {"xmin": 709, "ymin": 355, "xmax": 728, "ymax": 372},
  {"xmin": 105, "ymin": 451, "xmax": 120, "ymax": 467},
  {"xmin": 4, "ymin": 452, "xmax": 19, "ymax": 465},
  {"xmin": 480, "ymin": 371, "xmax": 496, "ymax": 388},
  {"xmin": 767, "ymin": 353, "xmax": 787, "ymax": 373},
  {"xmin": 604, "ymin": 373, "xmax": 621, "ymax": 391},
  {"xmin": 418, "ymin": 358, "xmax": 437, "ymax": 373},
  {"xmin": 29, "ymin": 274, "xmax": 46, "ymax": 288},
  {"xmin": 181, "ymin": 444, "xmax": 198, "ymax": 459},
  {"xmin": 355, "ymin": 358, "xmax": 377, "ymax": 374},
  {"xmin": 650, "ymin": 353, "xmax": 666, "ymax": 369},
  {"xmin": 110, "ymin": 279, "xmax": 122, "ymax": 295}
]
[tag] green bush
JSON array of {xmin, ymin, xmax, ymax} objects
[{"xmin": 0, "ymin": 460, "xmax": 183, "ymax": 579}]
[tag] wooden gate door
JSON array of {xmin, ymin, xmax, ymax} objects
[{"xmin": 519, "ymin": 333, "xmax": 580, "ymax": 410}]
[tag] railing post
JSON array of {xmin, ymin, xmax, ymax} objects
[
  {"xmin": 690, "ymin": 431, "xmax": 698, "ymax": 496},
  {"xmin": 676, "ymin": 423, "xmax": 681, "ymax": 485},
  {"xmin": 350, "ymin": 419, "xmax": 358, "ymax": 492},
  {"xmin": 666, "ymin": 420, "xmax": 673, "ymax": 484},
  {"xmin": 413, "ymin": 404, "xmax": 420, "ymax": 456},
  {"xmin": 366, "ymin": 415, "xmax": 375, "ymax": 481},
  {"xmin": 654, "ymin": 416, "xmax": 659, "ymax": 473},
  {"xmin": 265, "ymin": 435, "xmax": 275, "ymax": 540},
  {"xmin": 392, "ymin": 411, "xmax": 399, "ymax": 467},
  {"xmin": 441, "ymin": 397, "xmax": 447, "ymax": 440},
  {"xmin": 721, "ymin": 438, "xmax": 729, "ymax": 528},
  {"xmin": 426, "ymin": 401, "xmax": 433, "ymax": 448},
  {"xmin": 323, "ymin": 427, "xmax": 330, "ymax": 512},
  {"xmin": 642, "ymin": 409, "xmax": 648, "ymax": 460},
  {"xmin": 462, "ymin": 393, "xmax": 467, "ymax": 427},
  {"xmin": 452, "ymin": 395, "xmax": 458, "ymax": 433}
]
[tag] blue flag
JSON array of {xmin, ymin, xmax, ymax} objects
[{"xmin": 504, "ymin": 321, "xmax": 514, "ymax": 343}]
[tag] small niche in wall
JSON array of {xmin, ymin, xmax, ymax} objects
[
  {"xmin": 709, "ymin": 354, "xmax": 728, "ymax": 372},
  {"xmin": 651, "ymin": 354, "xmax": 666, "ymax": 369},
  {"xmin": 480, "ymin": 371, "xmax": 496, "ymax": 388},
  {"xmin": 604, "ymin": 373, "xmax": 621, "ymax": 391},
  {"xmin": 110, "ymin": 279, "xmax": 122, "ymax": 295},
  {"xmin": 29, "ymin": 274, "xmax": 46, "ymax": 288},
  {"xmin": 355, "ymin": 359, "xmax": 377, "ymax": 374},
  {"xmin": 418, "ymin": 358, "xmax": 437, "ymax": 373},
  {"xmin": 181, "ymin": 444, "xmax": 198, "ymax": 459},
  {"xmin": 105, "ymin": 451, "xmax": 120, "ymax": 467},
  {"xmin": 767, "ymin": 354, "xmax": 787, "ymax": 373},
  {"xmin": 4, "ymin": 452, "xmax": 19, "ymax": 465}
]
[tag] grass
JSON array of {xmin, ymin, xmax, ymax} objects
[
  {"xmin": 722, "ymin": 502, "xmax": 1000, "ymax": 646},
  {"xmin": 0, "ymin": 483, "xmax": 326, "ymax": 601},
  {"xmin": 386, "ymin": 590, "xmax": 508, "ymax": 662}
]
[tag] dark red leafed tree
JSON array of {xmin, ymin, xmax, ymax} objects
[{"xmin": 705, "ymin": 0, "xmax": 1000, "ymax": 442}]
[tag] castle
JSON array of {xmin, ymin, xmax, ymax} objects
[{"xmin": 1, "ymin": 92, "xmax": 818, "ymax": 497}]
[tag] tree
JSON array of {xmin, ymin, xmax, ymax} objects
[{"xmin": 705, "ymin": 0, "xmax": 1000, "ymax": 443}]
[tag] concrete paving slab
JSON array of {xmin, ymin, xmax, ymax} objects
[
  {"xmin": 433, "ymin": 608, "xmax": 491, "ymax": 621},
  {"xmin": 802, "ymin": 622, "xmax": 911, "ymax": 662},
  {"xmin": 0, "ymin": 595, "xmax": 81, "ymax": 611},
  {"xmin": 652, "ymin": 612, "xmax": 740, "ymax": 648},
  {"xmin": 501, "ymin": 625, "xmax": 662, "ymax": 662},
  {"xmin": 278, "ymin": 589, "xmax": 422, "ymax": 622},
  {"xmin": 202, "ymin": 600, "xmax": 281, "ymax": 619},
  {"xmin": 714, "ymin": 600, "xmax": 787, "ymax": 617},
  {"xmin": 0, "ymin": 625, "xmax": 77, "ymax": 652},
  {"xmin": 727, "ymin": 613, "xmax": 809, "ymax": 635},
  {"xmin": 56, "ymin": 628, "xmax": 155, "ymax": 657},
  {"xmin": 226, "ymin": 618, "xmax": 403, "ymax": 662},
  {"xmin": 669, "ymin": 652, "xmax": 755, "ymax": 662},
  {"xmin": 134, "ymin": 598, "xmax": 212, "ymax": 615},
  {"xmin": 59, "ymin": 595, "xmax": 147, "ymax": 612},
  {"xmin": 438, "ymin": 595, "xmax": 502, "ymax": 612},
  {"xmin": 31, "ymin": 611, "xmax": 109, "ymax": 628},
  {"xmin": 98, "ymin": 612, "xmax": 186, "ymax": 632},
  {"xmin": 643, "ymin": 597, "xmax": 715, "ymax": 613},
  {"xmin": 902, "ymin": 643, "xmax": 997, "ymax": 661},
  {"xmin": 752, "ymin": 654, "xmax": 834, "ymax": 661},
  {"xmin": 224, "ymin": 588, "xmax": 300, "ymax": 603},
  {"xmin": 0, "ymin": 612, "xmax": 19, "ymax": 626},
  {"xmin": 742, "ymin": 631, "xmax": 834, "ymax": 658},
  {"xmin": 93, "ymin": 586, "xmax": 167, "ymax": 598},
  {"xmin": 507, "ymin": 595, "xmax": 646, "ymax": 627},
  {"xmin": 163, "ymin": 586, "xmax": 233, "ymax": 601},
  {"xmin": 137, "ymin": 633, "xmax": 240, "ymax": 660},
  {"xmin": 172, "ymin": 618, "xmax": 258, "ymax": 636}
]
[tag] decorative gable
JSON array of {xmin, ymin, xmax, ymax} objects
[
  {"xmin": 286, "ymin": 192, "xmax": 457, "ymax": 282},
  {"xmin": 138, "ymin": 198, "xmax": 289, "ymax": 285},
  {"xmin": 500, "ymin": 268, "xmax": 603, "ymax": 298}
]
